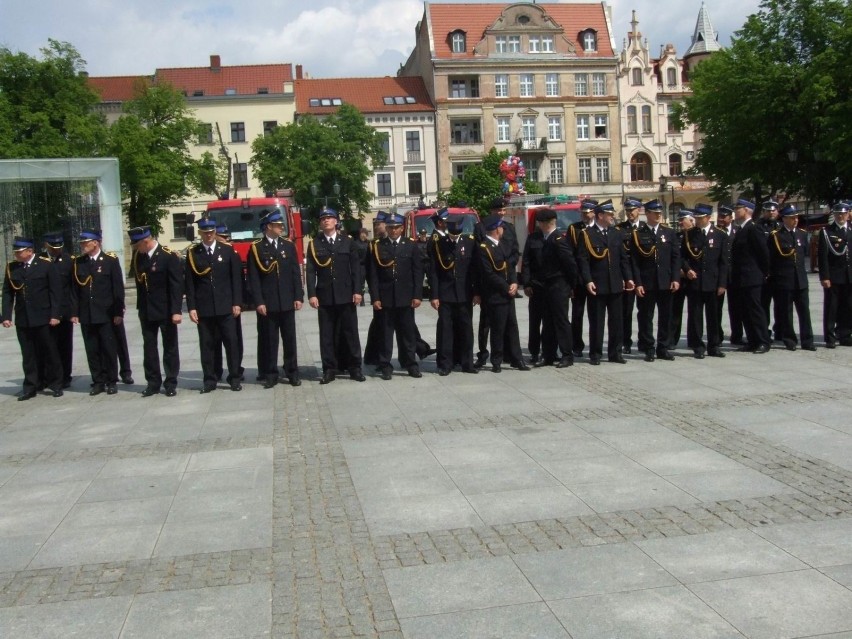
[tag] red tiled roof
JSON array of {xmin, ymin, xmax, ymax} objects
[
  {"xmin": 155, "ymin": 61, "xmax": 293, "ymax": 97},
  {"xmin": 295, "ymin": 77, "xmax": 434, "ymax": 115},
  {"xmin": 88, "ymin": 75, "xmax": 151, "ymax": 102},
  {"xmin": 428, "ymin": 3, "xmax": 614, "ymax": 59}
]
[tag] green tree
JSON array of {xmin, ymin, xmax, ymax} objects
[
  {"xmin": 108, "ymin": 81, "xmax": 204, "ymax": 231},
  {"xmin": 446, "ymin": 148, "xmax": 543, "ymax": 216},
  {"xmin": 0, "ymin": 40, "xmax": 107, "ymax": 159},
  {"xmin": 676, "ymin": 0, "xmax": 851, "ymax": 203},
  {"xmin": 250, "ymin": 104, "xmax": 387, "ymax": 221}
]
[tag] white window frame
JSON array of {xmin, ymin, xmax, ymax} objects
[
  {"xmin": 574, "ymin": 73, "xmax": 588, "ymax": 97},
  {"xmin": 578, "ymin": 157, "xmax": 592, "ymax": 183},
  {"xmin": 631, "ymin": 67, "xmax": 643, "ymax": 86},
  {"xmin": 496, "ymin": 116, "xmax": 511, "ymax": 143},
  {"xmin": 547, "ymin": 116, "xmax": 562, "ymax": 141},
  {"xmin": 627, "ymin": 106, "xmax": 637, "ymax": 135},
  {"xmin": 549, "ymin": 158, "xmax": 564, "ymax": 184},
  {"xmin": 519, "ymin": 74, "xmax": 534, "ymax": 97},
  {"xmin": 541, "ymin": 36, "xmax": 554, "ymax": 53},
  {"xmin": 593, "ymin": 115, "xmax": 608, "ymax": 139},
  {"xmin": 508, "ymin": 35, "xmax": 521, "ymax": 53},
  {"xmin": 494, "ymin": 74, "xmax": 508, "ymax": 98},
  {"xmin": 591, "ymin": 73, "xmax": 606, "ymax": 96},
  {"xmin": 583, "ymin": 31, "xmax": 597, "ymax": 52},
  {"xmin": 576, "ymin": 115, "xmax": 590, "ymax": 140},
  {"xmin": 596, "ymin": 157, "xmax": 610, "ymax": 182},
  {"xmin": 641, "ymin": 105, "xmax": 652, "ymax": 134},
  {"xmin": 529, "ymin": 36, "xmax": 540, "ymax": 53},
  {"xmin": 521, "ymin": 116, "xmax": 536, "ymax": 143},
  {"xmin": 495, "ymin": 36, "xmax": 507, "ymax": 53},
  {"xmin": 545, "ymin": 73, "xmax": 559, "ymax": 97},
  {"xmin": 376, "ymin": 173, "xmax": 392, "ymax": 197},
  {"xmin": 452, "ymin": 32, "xmax": 466, "ymax": 53}
]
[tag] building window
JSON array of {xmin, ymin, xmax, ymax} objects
[
  {"xmin": 578, "ymin": 157, "xmax": 592, "ymax": 183},
  {"xmin": 541, "ymin": 36, "xmax": 554, "ymax": 52},
  {"xmin": 495, "ymin": 36, "xmax": 507, "ymax": 53},
  {"xmin": 526, "ymin": 158, "xmax": 539, "ymax": 182},
  {"xmin": 521, "ymin": 116, "xmax": 536, "ymax": 145},
  {"xmin": 576, "ymin": 115, "xmax": 590, "ymax": 140},
  {"xmin": 263, "ymin": 120, "xmax": 277, "ymax": 136},
  {"xmin": 631, "ymin": 67, "xmax": 643, "ymax": 86},
  {"xmin": 547, "ymin": 116, "xmax": 562, "ymax": 141},
  {"xmin": 377, "ymin": 173, "xmax": 392, "ymax": 197},
  {"xmin": 233, "ymin": 162, "xmax": 248, "ymax": 188},
  {"xmin": 591, "ymin": 73, "xmax": 606, "ymax": 96},
  {"xmin": 596, "ymin": 157, "xmax": 610, "ymax": 182},
  {"xmin": 575, "ymin": 73, "xmax": 588, "ymax": 96},
  {"xmin": 172, "ymin": 213, "xmax": 188, "ymax": 240},
  {"xmin": 549, "ymin": 158, "xmax": 564, "ymax": 184},
  {"xmin": 641, "ymin": 106, "xmax": 652, "ymax": 134},
  {"xmin": 668, "ymin": 103, "xmax": 683, "ymax": 133},
  {"xmin": 669, "ymin": 153, "xmax": 683, "ymax": 176},
  {"xmin": 630, "ymin": 152, "xmax": 653, "ymax": 181},
  {"xmin": 453, "ymin": 162, "xmax": 476, "ymax": 180},
  {"xmin": 407, "ymin": 172, "xmax": 423, "ymax": 196},
  {"xmin": 451, "ymin": 119, "xmax": 482, "ymax": 144},
  {"xmin": 582, "ymin": 30, "xmax": 597, "ymax": 52},
  {"xmin": 667, "ymin": 67, "xmax": 677, "ymax": 88},
  {"xmin": 519, "ymin": 74, "xmax": 534, "ymax": 97},
  {"xmin": 626, "ymin": 106, "xmax": 637, "ymax": 134},
  {"xmin": 508, "ymin": 35, "xmax": 521, "ymax": 53},
  {"xmin": 594, "ymin": 115, "xmax": 608, "ymax": 139},
  {"xmin": 450, "ymin": 77, "xmax": 479, "ymax": 98},
  {"xmin": 496, "ymin": 116, "xmax": 511, "ymax": 143},
  {"xmin": 198, "ymin": 123, "xmax": 213, "ymax": 145},
  {"xmin": 231, "ymin": 122, "xmax": 246, "ymax": 143},
  {"xmin": 378, "ymin": 132, "xmax": 390, "ymax": 159},
  {"xmin": 406, "ymin": 131, "xmax": 421, "ymax": 161},
  {"xmin": 452, "ymin": 31, "xmax": 466, "ymax": 53},
  {"xmin": 529, "ymin": 36, "xmax": 541, "ymax": 53},
  {"xmin": 495, "ymin": 74, "xmax": 508, "ymax": 98},
  {"xmin": 545, "ymin": 73, "xmax": 559, "ymax": 97}
]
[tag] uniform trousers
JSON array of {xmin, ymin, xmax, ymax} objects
[
  {"xmin": 436, "ymin": 301, "xmax": 473, "ymax": 370},
  {"xmin": 49, "ymin": 319, "xmax": 74, "ymax": 383},
  {"xmin": 539, "ymin": 281, "xmax": 573, "ymax": 361},
  {"xmin": 318, "ymin": 303, "xmax": 361, "ymax": 373},
  {"xmin": 716, "ymin": 291, "xmax": 727, "ymax": 341},
  {"xmin": 822, "ymin": 284, "xmax": 852, "ymax": 345},
  {"xmin": 571, "ymin": 287, "xmax": 588, "ymax": 354},
  {"xmin": 686, "ymin": 290, "xmax": 721, "ymax": 352},
  {"xmin": 198, "ymin": 313, "xmax": 242, "ymax": 385},
  {"xmin": 477, "ymin": 302, "xmax": 490, "ymax": 358},
  {"xmin": 587, "ymin": 292, "xmax": 623, "ymax": 360},
  {"xmin": 774, "ymin": 289, "xmax": 814, "ymax": 348},
  {"xmin": 728, "ymin": 289, "xmax": 744, "ymax": 343},
  {"xmin": 80, "ymin": 322, "xmax": 118, "ymax": 386},
  {"xmin": 669, "ymin": 285, "xmax": 687, "ymax": 348},
  {"xmin": 622, "ymin": 290, "xmax": 636, "ymax": 348},
  {"xmin": 258, "ymin": 311, "xmax": 296, "ymax": 381},
  {"xmin": 214, "ymin": 314, "xmax": 243, "ymax": 380},
  {"xmin": 733, "ymin": 286, "xmax": 770, "ymax": 348},
  {"xmin": 140, "ymin": 318, "xmax": 179, "ymax": 391},
  {"xmin": 18, "ymin": 324, "xmax": 61, "ymax": 394},
  {"xmin": 527, "ymin": 288, "xmax": 546, "ymax": 359},
  {"xmin": 636, "ymin": 289, "xmax": 673, "ymax": 354},
  {"xmin": 363, "ymin": 309, "xmax": 382, "ymax": 366},
  {"xmin": 378, "ymin": 306, "xmax": 417, "ymax": 369},
  {"xmin": 487, "ymin": 301, "xmax": 522, "ymax": 366},
  {"xmin": 113, "ymin": 321, "xmax": 132, "ymax": 379}
]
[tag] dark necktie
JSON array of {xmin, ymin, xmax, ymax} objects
[{"xmin": 207, "ymin": 246, "xmax": 213, "ymax": 256}]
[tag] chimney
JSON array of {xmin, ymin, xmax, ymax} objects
[
  {"xmin": 295, "ymin": 64, "xmax": 303, "ymax": 80},
  {"xmin": 210, "ymin": 55, "xmax": 221, "ymax": 71}
]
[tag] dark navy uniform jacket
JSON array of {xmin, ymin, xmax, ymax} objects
[
  {"xmin": 306, "ymin": 233, "xmax": 363, "ymax": 305},
  {"xmin": 133, "ymin": 245, "xmax": 183, "ymax": 321},
  {"xmin": 70, "ymin": 252, "xmax": 125, "ymax": 324},
  {"xmin": 427, "ymin": 234, "xmax": 478, "ymax": 303},
  {"xmin": 367, "ymin": 237, "xmax": 423, "ymax": 308},
  {"xmin": 818, "ymin": 222, "xmax": 852, "ymax": 284},
  {"xmin": 629, "ymin": 224, "xmax": 680, "ymax": 291},
  {"xmin": 576, "ymin": 226, "xmax": 633, "ymax": 294},
  {"xmin": 730, "ymin": 220, "xmax": 770, "ymax": 288},
  {"xmin": 248, "ymin": 237, "xmax": 304, "ymax": 312},
  {"xmin": 185, "ymin": 241, "xmax": 243, "ymax": 317},
  {"xmin": 682, "ymin": 226, "xmax": 729, "ymax": 292},
  {"xmin": 769, "ymin": 227, "xmax": 809, "ymax": 291},
  {"xmin": 2, "ymin": 256, "xmax": 60, "ymax": 326}
]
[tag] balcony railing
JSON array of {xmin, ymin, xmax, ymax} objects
[
  {"xmin": 515, "ymin": 137, "xmax": 548, "ymax": 153},
  {"xmin": 405, "ymin": 151, "xmax": 422, "ymax": 163}
]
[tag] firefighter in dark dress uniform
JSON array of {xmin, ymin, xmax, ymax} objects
[
  {"xmin": 817, "ymin": 201, "xmax": 852, "ymax": 348},
  {"xmin": 363, "ymin": 211, "xmax": 389, "ymax": 367},
  {"xmin": 2, "ymin": 236, "xmax": 63, "ymax": 400},
  {"xmin": 129, "ymin": 226, "xmax": 184, "ymax": 397},
  {"xmin": 729, "ymin": 199, "xmax": 771, "ymax": 353},
  {"xmin": 70, "ymin": 229, "xmax": 125, "ymax": 395},
  {"xmin": 616, "ymin": 198, "xmax": 644, "ymax": 354},
  {"xmin": 212, "ymin": 224, "xmax": 245, "ymax": 382},
  {"xmin": 567, "ymin": 199, "xmax": 597, "ymax": 358},
  {"xmin": 306, "ymin": 208, "xmax": 365, "ymax": 384},
  {"xmin": 669, "ymin": 210, "xmax": 693, "ymax": 350},
  {"xmin": 714, "ymin": 205, "xmax": 735, "ymax": 343},
  {"xmin": 367, "ymin": 212, "xmax": 424, "ymax": 379},
  {"xmin": 40, "ymin": 231, "xmax": 74, "ymax": 388},
  {"xmin": 630, "ymin": 199, "xmax": 678, "ymax": 362},
  {"xmin": 769, "ymin": 204, "xmax": 815, "ymax": 350},
  {"xmin": 682, "ymin": 203, "xmax": 728, "ymax": 358},
  {"xmin": 186, "ymin": 217, "xmax": 244, "ymax": 392},
  {"xmin": 247, "ymin": 210, "xmax": 304, "ymax": 387}
]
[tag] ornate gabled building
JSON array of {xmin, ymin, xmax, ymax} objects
[
  {"xmin": 399, "ymin": 2, "xmax": 623, "ymax": 201},
  {"xmin": 617, "ymin": 5, "xmax": 722, "ymax": 220}
]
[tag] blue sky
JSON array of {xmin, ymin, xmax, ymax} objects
[{"xmin": 1, "ymin": 0, "xmax": 763, "ymax": 78}]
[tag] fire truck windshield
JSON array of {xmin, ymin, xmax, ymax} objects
[
  {"xmin": 204, "ymin": 205, "xmax": 288, "ymax": 240},
  {"xmin": 555, "ymin": 209, "xmax": 582, "ymax": 232},
  {"xmin": 415, "ymin": 214, "xmax": 477, "ymax": 236}
]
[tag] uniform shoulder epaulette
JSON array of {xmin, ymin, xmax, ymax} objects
[
  {"xmin": 252, "ymin": 238, "xmax": 263, "ymax": 245},
  {"xmin": 38, "ymin": 255, "xmax": 51, "ymax": 262},
  {"xmin": 105, "ymin": 251, "xmax": 118, "ymax": 258},
  {"xmin": 467, "ymin": 234, "xmax": 474, "ymax": 240},
  {"xmin": 770, "ymin": 229, "xmax": 779, "ymax": 235},
  {"xmin": 282, "ymin": 236, "xmax": 293, "ymax": 243},
  {"xmin": 160, "ymin": 246, "xmax": 174, "ymax": 254},
  {"xmin": 479, "ymin": 242, "xmax": 488, "ymax": 248}
]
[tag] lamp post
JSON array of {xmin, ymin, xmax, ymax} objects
[
  {"xmin": 660, "ymin": 173, "xmax": 687, "ymax": 225},
  {"xmin": 310, "ymin": 181, "xmax": 341, "ymax": 208}
]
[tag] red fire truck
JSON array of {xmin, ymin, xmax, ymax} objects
[{"xmin": 503, "ymin": 196, "xmax": 583, "ymax": 248}]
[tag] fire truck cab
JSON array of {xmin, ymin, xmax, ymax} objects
[
  {"xmin": 502, "ymin": 195, "xmax": 583, "ymax": 249},
  {"xmin": 404, "ymin": 205, "xmax": 480, "ymax": 241}
]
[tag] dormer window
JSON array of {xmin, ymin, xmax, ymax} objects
[
  {"xmin": 451, "ymin": 30, "xmax": 466, "ymax": 53},
  {"xmin": 666, "ymin": 67, "xmax": 678, "ymax": 88},
  {"xmin": 580, "ymin": 29, "xmax": 597, "ymax": 52}
]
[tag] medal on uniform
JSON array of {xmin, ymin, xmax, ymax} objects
[
  {"xmin": 709, "ymin": 239, "xmax": 714, "ymax": 247},
  {"xmin": 661, "ymin": 236, "xmax": 666, "ymax": 243},
  {"xmin": 151, "ymin": 265, "xmax": 157, "ymax": 271},
  {"xmin": 97, "ymin": 266, "xmax": 102, "ymax": 272},
  {"xmin": 217, "ymin": 256, "xmax": 222, "ymax": 262}
]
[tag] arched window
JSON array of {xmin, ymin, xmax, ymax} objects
[
  {"xmin": 581, "ymin": 30, "xmax": 597, "ymax": 52},
  {"xmin": 626, "ymin": 106, "xmax": 637, "ymax": 134},
  {"xmin": 630, "ymin": 152, "xmax": 652, "ymax": 182},
  {"xmin": 666, "ymin": 67, "xmax": 677, "ymax": 87},
  {"xmin": 631, "ymin": 68, "xmax": 643, "ymax": 86},
  {"xmin": 451, "ymin": 31, "xmax": 466, "ymax": 53},
  {"xmin": 669, "ymin": 153, "xmax": 683, "ymax": 176},
  {"xmin": 641, "ymin": 105, "xmax": 652, "ymax": 134}
]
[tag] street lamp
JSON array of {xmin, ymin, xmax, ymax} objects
[
  {"xmin": 310, "ymin": 181, "xmax": 341, "ymax": 207},
  {"xmin": 660, "ymin": 173, "xmax": 687, "ymax": 224}
]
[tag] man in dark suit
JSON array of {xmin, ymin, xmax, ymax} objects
[
  {"xmin": 69, "ymin": 229, "xmax": 126, "ymax": 395},
  {"xmin": 714, "ymin": 205, "xmax": 735, "ymax": 343},
  {"xmin": 817, "ymin": 201, "xmax": 852, "ymax": 348},
  {"xmin": 476, "ymin": 214, "xmax": 527, "ymax": 372},
  {"xmin": 186, "ymin": 218, "xmax": 245, "ymax": 392},
  {"xmin": 306, "ymin": 207, "xmax": 365, "ymax": 384},
  {"xmin": 756, "ymin": 200, "xmax": 783, "ymax": 340},
  {"xmin": 2, "ymin": 236, "xmax": 63, "ymax": 400},
  {"xmin": 630, "ymin": 199, "xmax": 679, "ymax": 362},
  {"xmin": 129, "ymin": 226, "xmax": 184, "ymax": 396},
  {"xmin": 367, "ymin": 212, "xmax": 424, "ymax": 379},
  {"xmin": 521, "ymin": 208, "xmax": 578, "ymax": 367},
  {"xmin": 212, "ymin": 224, "xmax": 244, "ymax": 382},
  {"xmin": 616, "ymin": 198, "xmax": 644, "ymax": 354},
  {"xmin": 567, "ymin": 199, "xmax": 597, "ymax": 358},
  {"xmin": 576, "ymin": 200, "xmax": 634, "ymax": 365},
  {"xmin": 427, "ymin": 217, "xmax": 480, "ymax": 375},
  {"xmin": 669, "ymin": 210, "xmax": 693, "ymax": 350},
  {"xmin": 40, "ymin": 231, "xmax": 74, "ymax": 388},
  {"xmin": 363, "ymin": 211, "xmax": 389, "ymax": 367},
  {"xmin": 769, "ymin": 205, "xmax": 815, "ymax": 350},
  {"xmin": 682, "ymin": 204, "xmax": 728, "ymax": 358},
  {"xmin": 729, "ymin": 199, "xmax": 771, "ymax": 353},
  {"xmin": 247, "ymin": 210, "xmax": 304, "ymax": 387}
]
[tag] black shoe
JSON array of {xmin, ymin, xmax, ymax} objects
[
  {"xmin": 609, "ymin": 356, "xmax": 627, "ymax": 364},
  {"xmin": 408, "ymin": 367, "xmax": 422, "ymax": 378},
  {"xmin": 89, "ymin": 384, "xmax": 105, "ymax": 396},
  {"xmin": 555, "ymin": 357, "xmax": 574, "ymax": 368},
  {"xmin": 263, "ymin": 378, "xmax": 278, "ymax": 389},
  {"xmin": 141, "ymin": 387, "xmax": 159, "ymax": 397},
  {"xmin": 200, "ymin": 385, "xmax": 217, "ymax": 394},
  {"xmin": 350, "ymin": 369, "xmax": 366, "ymax": 382},
  {"xmin": 694, "ymin": 350, "xmax": 705, "ymax": 359},
  {"xmin": 461, "ymin": 367, "xmax": 479, "ymax": 374},
  {"xmin": 753, "ymin": 344, "xmax": 770, "ymax": 354},
  {"xmin": 529, "ymin": 354, "xmax": 540, "ymax": 365},
  {"xmin": 826, "ymin": 342, "xmax": 837, "ymax": 349},
  {"xmin": 737, "ymin": 345, "xmax": 756, "ymax": 352},
  {"xmin": 289, "ymin": 375, "xmax": 301, "ymax": 387},
  {"xmin": 708, "ymin": 349, "xmax": 726, "ymax": 358},
  {"xmin": 535, "ymin": 359, "xmax": 555, "ymax": 367},
  {"xmin": 106, "ymin": 384, "xmax": 117, "ymax": 395},
  {"xmin": 644, "ymin": 351, "xmax": 655, "ymax": 362},
  {"xmin": 572, "ymin": 350, "xmax": 584, "ymax": 359},
  {"xmin": 438, "ymin": 368, "xmax": 451, "ymax": 376},
  {"xmin": 657, "ymin": 350, "xmax": 675, "ymax": 361},
  {"xmin": 730, "ymin": 338, "xmax": 744, "ymax": 346},
  {"xmin": 121, "ymin": 375, "xmax": 134, "ymax": 385},
  {"xmin": 511, "ymin": 361, "xmax": 530, "ymax": 371},
  {"xmin": 474, "ymin": 353, "xmax": 488, "ymax": 369},
  {"xmin": 320, "ymin": 371, "xmax": 336, "ymax": 384},
  {"xmin": 802, "ymin": 345, "xmax": 817, "ymax": 351},
  {"xmin": 491, "ymin": 364, "xmax": 502, "ymax": 373},
  {"xmin": 62, "ymin": 378, "xmax": 72, "ymax": 389},
  {"xmin": 379, "ymin": 367, "xmax": 393, "ymax": 381},
  {"xmin": 622, "ymin": 345, "xmax": 632, "ymax": 354},
  {"xmin": 230, "ymin": 382, "xmax": 242, "ymax": 392},
  {"xmin": 51, "ymin": 389, "xmax": 63, "ymax": 398},
  {"xmin": 164, "ymin": 388, "xmax": 177, "ymax": 397},
  {"xmin": 17, "ymin": 390, "xmax": 36, "ymax": 402},
  {"xmin": 256, "ymin": 374, "xmax": 267, "ymax": 383},
  {"xmin": 590, "ymin": 357, "xmax": 601, "ymax": 366},
  {"xmin": 784, "ymin": 343, "xmax": 797, "ymax": 352}
]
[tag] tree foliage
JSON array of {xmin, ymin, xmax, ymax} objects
[
  {"xmin": 108, "ymin": 81, "xmax": 204, "ymax": 231},
  {"xmin": 0, "ymin": 40, "xmax": 107, "ymax": 159},
  {"xmin": 446, "ymin": 148, "xmax": 543, "ymax": 216},
  {"xmin": 676, "ymin": 0, "xmax": 852, "ymax": 203},
  {"xmin": 250, "ymin": 104, "xmax": 387, "ymax": 220}
]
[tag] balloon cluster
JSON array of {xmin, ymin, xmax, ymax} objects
[{"xmin": 500, "ymin": 155, "xmax": 526, "ymax": 195}]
